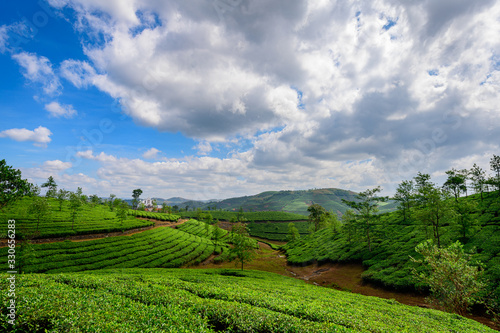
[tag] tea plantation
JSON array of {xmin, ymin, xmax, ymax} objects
[{"xmin": 0, "ymin": 269, "xmax": 494, "ymax": 332}]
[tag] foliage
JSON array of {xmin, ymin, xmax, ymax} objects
[
  {"xmin": 246, "ymin": 221, "xmax": 309, "ymax": 241},
  {"xmin": 41, "ymin": 176, "xmax": 58, "ymax": 198},
  {"xmin": 179, "ymin": 210, "xmax": 308, "ymax": 222},
  {"xmin": 412, "ymin": 240, "xmax": 485, "ymax": 315},
  {"xmin": 0, "ymin": 197, "xmax": 153, "ymax": 239},
  {"xmin": 307, "ymin": 204, "xmax": 331, "ymax": 232},
  {"xmin": 132, "ymin": 188, "xmax": 143, "ymax": 209},
  {"xmin": 342, "ymin": 187, "xmax": 388, "ymax": 252},
  {"xmin": 491, "ymin": 154, "xmax": 500, "ymax": 195},
  {"xmin": 229, "ymin": 222, "xmax": 257, "ymax": 270},
  {"xmin": 0, "ymin": 269, "xmax": 495, "ymax": 332},
  {"xmin": 0, "ymin": 159, "xmax": 32, "ymax": 210},
  {"xmin": 287, "ymin": 222, "xmax": 300, "ymax": 242},
  {"xmin": 27, "ymin": 196, "xmax": 51, "ymax": 232}
]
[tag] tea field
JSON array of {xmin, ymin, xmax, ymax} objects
[
  {"xmin": 0, "ymin": 269, "xmax": 494, "ymax": 332},
  {"xmin": 0, "ymin": 197, "xmax": 154, "ymax": 239},
  {"xmin": 0, "ymin": 226, "xmax": 227, "ymax": 273}
]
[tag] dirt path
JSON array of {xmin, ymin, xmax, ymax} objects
[{"xmin": 190, "ymin": 241, "xmax": 499, "ymax": 330}]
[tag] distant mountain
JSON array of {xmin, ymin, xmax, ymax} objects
[{"xmin": 180, "ymin": 188, "xmax": 398, "ymax": 216}]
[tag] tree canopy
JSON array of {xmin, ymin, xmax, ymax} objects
[{"xmin": 0, "ymin": 159, "xmax": 33, "ymax": 210}]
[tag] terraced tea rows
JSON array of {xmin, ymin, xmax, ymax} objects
[
  {"xmin": 247, "ymin": 221, "xmax": 310, "ymax": 241},
  {"xmin": 129, "ymin": 210, "xmax": 180, "ymax": 221},
  {"xmin": 177, "ymin": 219, "xmax": 228, "ymax": 239},
  {"xmin": 0, "ymin": 227, "xmax": 220, "ymax": 273},
  {"xmin": 0, "ymin": 269, "xmax": 494, "ymax": 332},
  {"xmin": 0, "ymin": 197, "xmax": 153, "ymax": 238}
]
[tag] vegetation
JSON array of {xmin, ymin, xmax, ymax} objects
[
  {"xmin": 412, "ymin": 240, "xmax": 486, "ymax": 315},
  {"xmin": 246, "ymin": 221, "xmax": 309, "ymax": 241},
  {"xmin": 0, "ymin": 159, "xmax": 32, "ymax": 210},
  {"xmin": 0, "ymin": 197, "xmax": 153, "ymax": 239},
  {"xmin": 284, "ymin": 159, "xmax": 500, "ymax": 316},
  {"xmin": 0, "ymin": 227, "xmax": 220, "ymax": 273},
  {"xmin": 0, "ymin": 269, "xmax": 494, "ymax": 332},
  {"xmin": 179, "ymin": 210, "xmax": 307, "ymax": 222},
  {"xmin": 229, "ymin": 223, "xmax": 257, "ymax": 270},
  {"xmin": 129, "ymin": 209, "xmax": 180, "ymax": 221}
]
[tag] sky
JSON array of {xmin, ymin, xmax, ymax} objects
[{"xmin": 0, "ymin": 0, "xmax": 499, "ymax": 200}]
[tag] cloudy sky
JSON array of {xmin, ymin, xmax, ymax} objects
[{"xmin": 1, "ymin": 0, "xmax": 499, "ymax": 200}]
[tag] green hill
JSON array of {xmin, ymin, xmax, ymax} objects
[
  {"xmin": 185, "ymin": 188, "xmax": 396, "ymax": 216},
  {"xmin": 1, "ymin": 269, "xmax": 494, "ymax": 332}
]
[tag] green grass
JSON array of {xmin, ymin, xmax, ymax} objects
[
  {"xmin": 0, "ymin": 197, "xmax": 153, "ymax": 239},
  {"xmin": 0, "ymin": 269, "xmax": 494, "ymax": 332},
  {"xmin": 129, "ymin": 210, "xmax": 180, "ymax": 221},
  {"xmin": 0, "ymin": 227, "xmax": 220, "ymax": 273}
]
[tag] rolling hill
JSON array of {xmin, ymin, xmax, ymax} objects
[{"xmin": 184, "ymin": 188, "xmax": 398, "ymax": 216}]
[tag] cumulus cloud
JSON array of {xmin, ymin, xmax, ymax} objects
[
  {"xmin": 42, "ymin": 0, "xmax": 500, "ymax": 195},
  {"xmin": 12, "ymin": 52, "xmax": 61, "ymax": 96},
  {"xmin": 44, "ymin": 101, "xmax": 77, "ymax": 118},
  {"xmin": 142, "ymin": 147, "xmax": 161, "ymax": 159},
  {"xmin": 0, "ymin": 126, "xmax": 52, "ymax": 147}
]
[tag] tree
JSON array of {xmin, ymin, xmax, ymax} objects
[
  {"xmin": 490, "ymin": 154, "xmax": 500, "ymax": 196},
  {"xmin": 394, "ymin": 180, "xmax": 415, "ymax": 223},
  {"xmin": 27, "ymin": 196, "xmax": 51, "ymax": 232},
  {"xmin": 115, "ymin": 199, "xmax": 129, "ymax": 230},
  {"xmin": 412, "ymin": 240, "xmax": 485, "ymax": 315},
  {"xmin": 341, "ymin": 209, "xmax": 357, "ymax": 244},
  {"xmin": 213, "ymin": 220, "xmax": 224, "ymax": 249},
  {"xmin": 229, "ymin": 222, "xmax": 256, "ymax": 270},
  {"xmin": 287, "ymin": 222, "xmax": 300, "ymax": 242},
  {"xmin": 342, "ymin": 187, "xmax": 387, "ymax": 252},
  {"xmin": 108, "ymin": 194, "xmax": 116, "ymax": 211},
  {"xmin": 69, "ymin": 191, "xmax": 83, "ymax": 230},
  {"xmin": 90, "ymin": 194, "xmax": 101, "ymax": 207},
  {"xmin": 132, "ymin": 189, "xmax": 143, "ymax": 209},
  {"xmin": 307, "ymin": 204, "xmax": 330, "ymax": 232},
  {"xmin": 56, "ymin": 189, "xmax": 68, "ymax": 211},
  {"xmin": 41, "ymin": 176, "xmax": 58, "ymax": 198},
  {"xmin": 442, "ymin": 169, "xmax": 467, "ymax": 202},
  {"xmin": 469, "ymin": 164, "xmax": 486, "ymax": 201},
  {"xmin": 0, "ymin": 159, "xmax": 33, "ymax": 210},
  {"xmin": 414, "ymin": 185, "xmax": 454, "ymax": 248}
]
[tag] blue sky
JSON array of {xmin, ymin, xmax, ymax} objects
[{"xmin": 1, "ymin": 0, "xmax": 499, "ymax": 200}]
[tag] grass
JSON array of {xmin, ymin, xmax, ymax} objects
[{"xmin": 0, "ymin": 269, "xmax": 494, "ymax": 332}]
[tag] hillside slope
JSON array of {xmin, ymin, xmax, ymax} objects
[
  {"xmin": 1, "ymin": 269, "xmax": 494, "ymax": 332},
  {"xmin": 185, "ymin": 188, "xmax": 397, "ymax": 216}
]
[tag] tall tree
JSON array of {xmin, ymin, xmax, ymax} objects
[
  {"xmin": 287, "ymin": 222, "xmax": 300, "ymax": 242},
  {"xmin": 132, "ymin": 189, "xmax": 143, "ymax": 209},
  {"xmin": 108, "ymin": 194, "xmax": 116, "ymax": 211},
  {"xmin": 229, "ymin": 222, "xmax": 256, "ymax": 270},
  {"xmin": 414, "ymin": 184, "xmax": 453, "ymax": 248},
  {"xmin": 27, "ymin": 196, "xmax": 51, "ymax": 232},
  {"xmin": 56, "ymin": 189, "xmax": 68, "ymax": 211},
  {"xmin": 115, "ymin": 199, "xmax": 129, "ymax": 229},
  {"xmin": 212, "ymin": 220, "xmax": 224, "ymax": 249},
  {"xmin": 469, "ymin": 164, "xmax": 486, "ymax": 201},
  {"xmin": 490, "ymin": 154, "xmax": 500, "ymax": 196},
  {"xmin": 307, "ymin": 204, "xmax": 330, "ymax": 232},
  {"xmin": 394, "ymin": 180, "xmax": 415, "ymax": 223},
  {"xmin": 41, "ymin": 176, "xmax": 58, "ymax": 198},
  {"xmin": 0, "ymin": 159, "xmax": 33, "ymax": 210},
  {"xmin": 442, "ymin": 168, "xmax": 467, "ymax": 202},
  {"xmin": 69, "ymin": 191, "xmax": 83, "ymax": 230},
  {"xmin": 342, "ymin": 187, "xmax": 387, "ymax": 252},
  {"xmin": 341, "ymin": 209, "xmax": 357, "ymax": 244}
]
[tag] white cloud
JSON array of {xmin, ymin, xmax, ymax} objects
[
  {"xmin": 142, "ymin": 147, "xmax": 161, "ymax": 159},
  {"xmin": 12, "ymin": 52, "xmax": 61, "ymax": 96},
  {"xmin": 40, "ymin": 0, "xmax": 500, "ymax": 196},
  {"xmin": 194, "ymin": 142, "xmax": 212, "ymax": 156},
  {"xmin": 60, "ymin": 59, "xmax": 97, "ymax": 88},
  {"xmin": 0, "ymin": 25, "xmax": 7, "ymax": 53},
  {"xmin": 44, "ymin": 101, "xmax": 77, "ymax": 118},
  {"xmin": 0, "ymin": 126, "xmax": 52, "ymax": 147}
]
